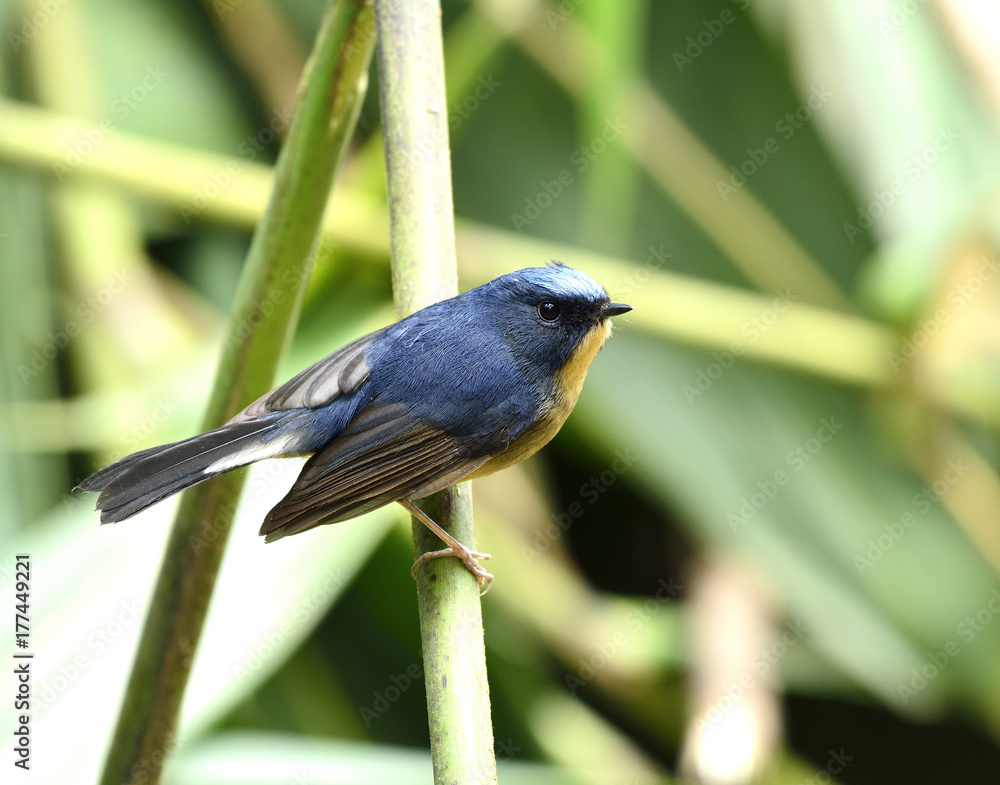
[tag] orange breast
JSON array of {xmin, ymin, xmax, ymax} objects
[{"xmin": 468, "ymin": 318, "xmax": 613, "ymax": 478}]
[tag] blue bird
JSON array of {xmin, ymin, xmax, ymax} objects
[{"xmin": 79, "ymin": 262, "xmax": 632, "ymax": 589}]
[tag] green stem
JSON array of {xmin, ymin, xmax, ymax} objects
[
  {"xmin": 0, "ymin": 101, "xmax": 897, "ymax": 390},
  {"xmin": 374, "ymin": 1, "xmax": 498, "ymax": 782},
  {"xmin": 0, "ymin": 99, "xmax": 390, "ymax": 255},
  {"xmin": 475, "ymin": 0, "xmax": 849, "ymax": 310},
  {"xmin": 97, "ymin": 3, "xmax": 376, "ymax": 784}
]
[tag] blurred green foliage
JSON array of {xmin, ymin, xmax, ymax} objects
[{"xmin": 4, "ymin": 1, "xmax": 1000, "ymax": 783}]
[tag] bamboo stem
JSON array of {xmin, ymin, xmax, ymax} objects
[
  {"xmin": 97, "ymin": 3, "xmax": 376, "ymax": 783},
  {"xmin": 374, "ymin": 0, "xmax": 499, "ymax": 781}
]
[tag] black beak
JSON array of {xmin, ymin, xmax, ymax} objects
[{"xmin": 602, "ymin": 302, "xmax": 633, "ymax": 318}]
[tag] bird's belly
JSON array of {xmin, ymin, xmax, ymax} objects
[{"xmin": 467, "ymin": 406, "xmax": 569, "ymax": 478}]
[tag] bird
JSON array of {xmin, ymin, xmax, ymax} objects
[{"xmin": 78, "ymin": 262, "xmax": 632, "ymax": 590}]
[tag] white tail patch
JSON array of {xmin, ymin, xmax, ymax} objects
[{"xmin": 203, "ymin": 432, "xmax": 301, "ymax": 475}]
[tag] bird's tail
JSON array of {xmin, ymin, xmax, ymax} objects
[{"xmin": 78, "ymin": 414, "xmax": 301, "ymax": 524}]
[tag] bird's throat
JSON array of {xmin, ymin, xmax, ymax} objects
[
  {"xmin": 467, "ymin": 320, "xmax": 612, "ymax": 479},
  {"xmin": 552, "ymin": 318, "xmax": 612, "ymax": 415}
]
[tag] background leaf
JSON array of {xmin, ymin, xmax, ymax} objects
[{"xmin": 4, "ymin": 1, "xmax": 1000, "ymax": 782}]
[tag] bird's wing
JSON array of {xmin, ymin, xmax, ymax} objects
[
  {"xmin": 77, "ymin": 330, "xmax": 390, "ymax": 524},
  {"xmin": 230, "ymin": 327, "xmax": 389, "ymax": 423},
  {"xmin": 259, "ymin": 399, "xmax": 508, "ymax": 541}
]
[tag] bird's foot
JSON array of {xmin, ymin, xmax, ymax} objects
[{"xmin": 411, "ymin": 546, "xmax": 494, "ymax": 594}]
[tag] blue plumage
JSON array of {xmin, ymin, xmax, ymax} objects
[{"xmin": 79, "ymin": 263, "xmax": 631, "ymax": 584}]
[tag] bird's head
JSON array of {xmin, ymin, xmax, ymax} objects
[{"xmin": 484, "ymin": 262, "xmax": 632, "ymax": 376}]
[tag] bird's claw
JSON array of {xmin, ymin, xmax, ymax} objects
[{"xmin": 411, "ymin": 546, "xmax": 494, "ymax": 594}]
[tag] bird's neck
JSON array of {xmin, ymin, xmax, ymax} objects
[{"xmin": 551, "ymin": 319, "xmax": 612, "ymax": 414}]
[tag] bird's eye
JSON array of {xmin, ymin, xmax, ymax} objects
[{"xmin": 538, "ymin": 301, "xmax": 561, "ymax": 321}]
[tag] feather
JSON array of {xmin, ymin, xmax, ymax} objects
[
  {"xmin": 79, "ymin": 414, "xmax": 303, "ymax": 524},
  {"xmin": 259, "ymin": 402, "xmax": 495, "ymax": 541}
]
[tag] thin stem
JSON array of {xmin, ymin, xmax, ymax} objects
[
  {"xmin": 0, "ymin": 102, "xmax": 898, "ymax": 391},
  {"xmin": 0, "ymin": 99, "xmax": 390, "ymax": 255},
  {"xmin": 475, "ymin": 0, "xmax": 849, "ymax": 310},
  {"xmin": 375, "ymin": 0, "xmax": 499, "ymax": 782},
  {"xmin": 97, "ymin": 3, "xmax": 376, "ymax": 784}
]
